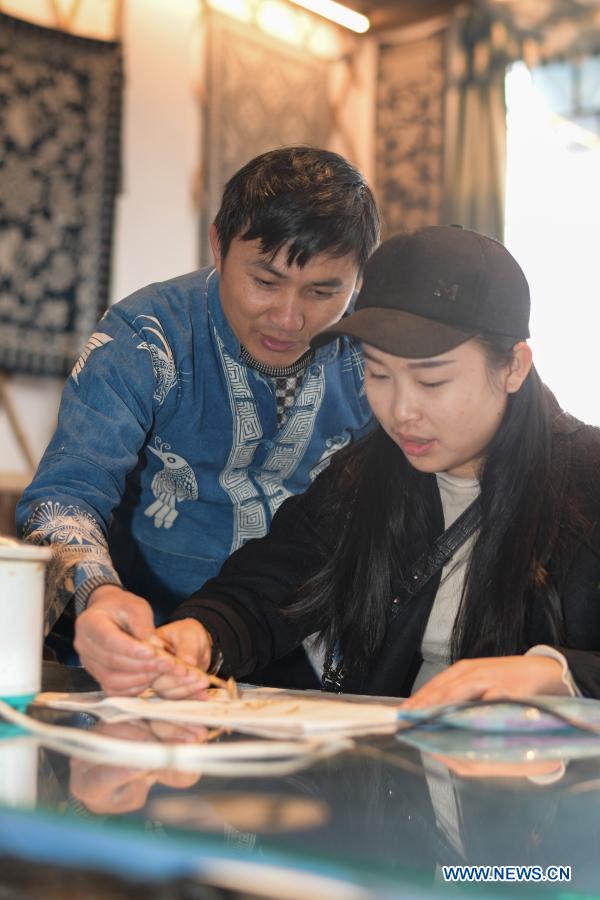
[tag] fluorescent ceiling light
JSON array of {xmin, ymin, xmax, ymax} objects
[{"xmin": 287, "ymin": 0, "xmax": 370, "ymax": 33}]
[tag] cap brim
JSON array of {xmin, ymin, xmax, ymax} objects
[{"xmin": 311, "ymin": 308, "xmax": 475, "ymax": 359}]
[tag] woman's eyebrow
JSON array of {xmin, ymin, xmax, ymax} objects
[
  {"xmin": 407, "ymin": 359, "xmax": 456, "ymax": 370},
  {"xmin": 362, "ymin": 349, "xmax": 456, "ymax": 369},
  {"xmin": 362, "ymin": 349, "xmax": 387, "ymax": 364}
]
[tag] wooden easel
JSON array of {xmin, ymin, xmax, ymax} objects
[
  {"xmin": 48, "ymin": 0, "xmax": 124, "ymax": 35},
  {"xmin": 0, "ymin": 0, "xmax": 124, "ymax": 37},
  {"xmin": 0, "ymin": 373, "xmax": 36, "ymax": 476},
  {"xmin": 0, "ymin": 373, "xmax": 35, "ymax": 535}
]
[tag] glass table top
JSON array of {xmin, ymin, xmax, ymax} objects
[{"xmin": 1, "ymin": 662, "xmax": 599, "ymax": 899}]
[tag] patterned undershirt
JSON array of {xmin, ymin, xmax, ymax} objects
[{"xmin": 240, "ymin": 345, "xmax": 314, "ymax": 426}]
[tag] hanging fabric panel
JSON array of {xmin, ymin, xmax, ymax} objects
[{"xmin": 0, "ymin": 11, "xmax": 123, "ymax": 376}]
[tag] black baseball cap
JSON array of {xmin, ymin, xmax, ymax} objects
[{"xmin": 312, "ymin": 225, "xmax": 530, "ymax": 358}]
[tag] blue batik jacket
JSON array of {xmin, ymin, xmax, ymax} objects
[{"xmin": 17, "ymin": 267, "xmax": 372, "ymax": 651}]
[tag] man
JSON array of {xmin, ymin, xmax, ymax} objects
[{"xmin": 17, "ymin": 146, "xmax": 380, "ymax": 695}]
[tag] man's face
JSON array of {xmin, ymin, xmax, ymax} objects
[{"xmin": 211, "ymin": 225, "xmax": 361, "ymax": 367}]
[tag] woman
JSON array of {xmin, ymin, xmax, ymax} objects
[{"xmin": 80, "ymin": 226, "xmax": 600, "ymax": 702}]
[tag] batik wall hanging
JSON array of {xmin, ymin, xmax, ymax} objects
[
  {"xmin": 375, "ymin": 31, "xmax": 446, "ymax": 237},
  {"xmin": 199, "ymin": 11, "xmax": 331, "ymax": 265},
  {"xmin": 0, "ymin": 11, "xmax": 122, "ymax": 376}
]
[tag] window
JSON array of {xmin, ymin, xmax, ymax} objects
[{"xmin": 505, "ymin": 59, "xmax": 600, "ymax": 425}]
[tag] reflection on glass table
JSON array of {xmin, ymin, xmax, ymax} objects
[{"xmin": 1, "ymin": 666, "xmax": 600, "ymax": 898}]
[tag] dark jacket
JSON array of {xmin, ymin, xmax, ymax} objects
[{"xmin": 173, "ymin": 413, "xmax": 600, "ymax": 698}]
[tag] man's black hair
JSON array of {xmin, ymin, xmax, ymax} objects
[{"xmin": 213, "ymin": 146, "xmax": 380, "ymax": 270}]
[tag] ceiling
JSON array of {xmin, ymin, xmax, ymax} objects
[
  {"xmin": 351, "ymin": 0, "xmax": 600, "ymax": 33},
  {"xmin": 348, "ymin": 0, "xmax": 468, "ymax": 32}
]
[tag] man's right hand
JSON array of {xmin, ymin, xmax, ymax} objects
[{"xmin": 74, "ymin": 585, "xmax": 183, "ymax": 696}]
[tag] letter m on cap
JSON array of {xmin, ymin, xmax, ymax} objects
[{"xmin": 433, "ymin": 279, "xmax": 459, "ymax": 302}]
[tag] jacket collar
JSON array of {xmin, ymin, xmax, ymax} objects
[{"xmin": 206, "ymin": 267, "xmax": 346, "ymax": 367}]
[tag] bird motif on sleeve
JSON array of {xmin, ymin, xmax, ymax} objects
[
  {"xmin": 144, "ymin": 439, "xmax": 198, "ymax": 529},
  {"xmin": 135, "ymin": 315, "xmax": 178, "ymax": 405}
]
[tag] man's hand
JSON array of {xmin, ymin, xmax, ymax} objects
[
  {"xmin": 74, "ymin": 585, "xmax": 180, "ymax": 695},
  {"xmin": 150, "ymin": 619, "xmax": 214, "ymax": 700},
  {"xmin": 402, "ymin": 655, "xmax": 570, "ymax": 710}
]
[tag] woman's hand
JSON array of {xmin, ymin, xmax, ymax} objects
[
  {"xmin": 429, "ymin": 754, "xmax": 565, "ymax": 781},
  {"xmin": 402, "ymin": 655, "xmax": 571, "ymax": 710},
  {"xmin": 149, "ymin": 619, "xmax": 214, "ymax": 700}
]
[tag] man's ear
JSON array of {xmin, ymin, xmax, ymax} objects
[
  {"xmin": 209, "ymin": 223, "xmax": 222, "ymax": 273},
  {"xmin": 506, "ymin": 341, "xmax": 533, "ymax": 394}
]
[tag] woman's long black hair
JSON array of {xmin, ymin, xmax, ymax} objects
[{"xmin": 292, "ymin": 336, "xmax": 569, "ymax": 675}]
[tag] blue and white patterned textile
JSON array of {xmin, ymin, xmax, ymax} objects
[
  {"xmin": 0, "ymin": 12, "xmax": 122, "ymax": 376},
  {"xmin": 17, "ymin": 266, "xmax": 373, "ymax": 652}
]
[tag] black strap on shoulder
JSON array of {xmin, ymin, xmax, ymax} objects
[
  {"xmin": 390, "ymin": 496, "xmax": 482, "ymax": 619},
  {"xmin": 322, "ymin": 496, "xmax": 482, "ymax": 692}
]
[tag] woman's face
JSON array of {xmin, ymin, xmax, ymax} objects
[{"xmin": 363, "ymin": 339, "xmax": 530, "ymax": 479}]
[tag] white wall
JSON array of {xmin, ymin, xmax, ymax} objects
[
  {"xmin": 111, "ymin": 0, "xmax": 200, "ymax": 300},
  {"xmin": 1, "ymin": 0, "xmax": 200, "ymax": 476}
]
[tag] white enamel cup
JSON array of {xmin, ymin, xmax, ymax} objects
[{"xmin": 0, "ymin": 537, "xmax": 51, "ymax": 708}]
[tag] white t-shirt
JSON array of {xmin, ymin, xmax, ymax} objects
[
  {"xmin": 410, "ymin": 472, "xmax": 577, "ymax": 696},
  {"xmin": 411, "ymin": 472, "xmax": 479, "ymax": 693}
]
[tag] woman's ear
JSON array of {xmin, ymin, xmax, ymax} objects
[{"xmin": 505, "ymin": 341, "xmax": 533, "ymax": 394}]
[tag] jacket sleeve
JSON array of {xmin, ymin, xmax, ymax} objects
[
  {"xmin": 16, "ymin": 304, "xmax": 163, "ymax": 633},
  {"xmin": 555, "ymin": 649, "xmax": 600, "ymax": 698},
  {"xmin": 170, "ymin": 466, "xmax": 338, "ymax": 677},
  {"xmin": 548, "ymin": 526, "xmax": 600, "ymax": 699}
]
